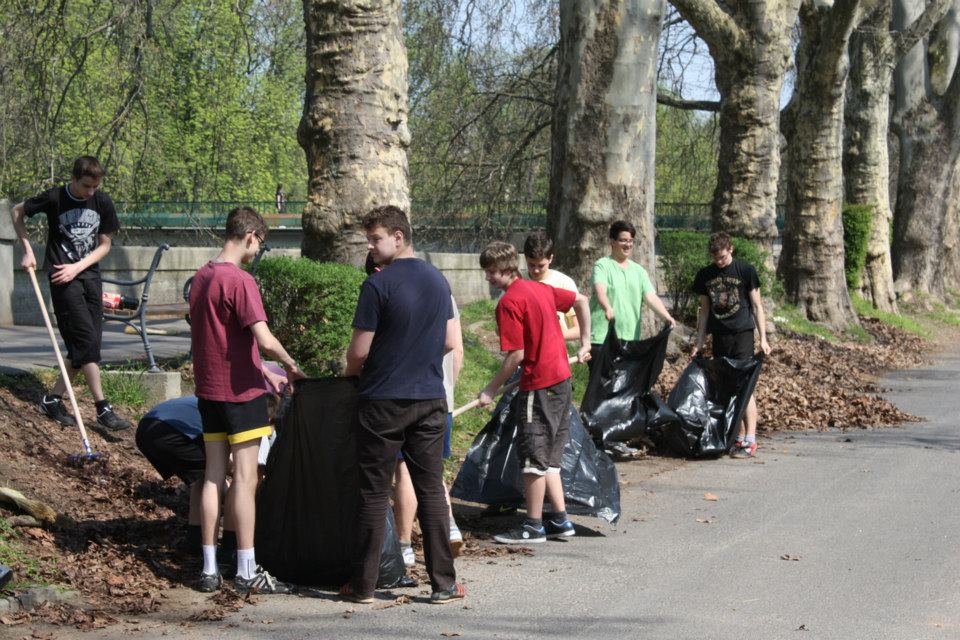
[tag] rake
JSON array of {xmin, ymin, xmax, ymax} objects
[{"xmin": 26, "ymin": 266, "xmax": 104, "ymax": 465}]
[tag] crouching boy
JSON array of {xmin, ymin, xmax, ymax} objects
[{"xmin": 477, "ymin": 241, "xmax": 591, "ymax": 543}]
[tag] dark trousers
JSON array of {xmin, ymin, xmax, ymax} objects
[{"xmin": 352, "ymin": 398, "xmax": 455, "ymax": 595}]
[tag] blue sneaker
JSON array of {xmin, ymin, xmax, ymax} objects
[
  {"xmin": 492, "ymin": 523, "xmax": 546, "ymax": 544},
  {"xmin": 545, "ymin": 518, "xmax": 575, "ymax": 539}
]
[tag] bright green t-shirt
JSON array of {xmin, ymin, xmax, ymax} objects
[{"xmin": 589, "ymin": 256, "xmax": 654, "ymax": 343}]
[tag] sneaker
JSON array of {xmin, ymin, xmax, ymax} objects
[
  {"xmin": 732, "ymin": 442, "xmax": 757, "ymax": 458},
  {"xmin": 449, "ymin": 523, "xmax": 463, "ymax": 558},
  {"xmin": 38, "ymin": 395, "xmax": 76, "ymax": 427},
  {"xmin": 480, "ymin": 504, "xmax": 519, "ymax": 517},
  {"xmin": 234, "ymin": 566, "xmax": 294, "ymax": 594},
  {"xmin": 544, "ymin": 518, "xmax": 575, "ymax": 539},
  {"xmin": 430, "ymin": 582, "xmax": 466, "ymax": 605},
  {"xmin": 339, "ymin": 582, "xmax": 374, "ymax": 604},
  {"xmin": 96, "ymin": 404, "xmax": 132, "ymax": 431},
  {"xmin": 492, "ymin": 523, "xmax": 546, "ymax": 544},
  {"xmin": 197, "ymin": 572, "xmax": 222, "ymax": 593},
  {"xmin": 401, "ymin": 544, "xmax": 415, "ymax": 567}
]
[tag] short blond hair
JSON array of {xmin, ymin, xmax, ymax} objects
[{"xmin": 479, "ymin": 241, "xmax": 519, "ymax": 275}]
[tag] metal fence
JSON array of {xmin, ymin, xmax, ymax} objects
[{"xmin": 108, "ymin": 200, "xmax": 726, "ymax": 229}]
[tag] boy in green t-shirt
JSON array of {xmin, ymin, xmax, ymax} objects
[{"xmin": 588, "ymin": 220, "xmax": 675, "ymax": 370}]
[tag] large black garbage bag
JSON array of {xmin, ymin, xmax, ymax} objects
[
  {"xmin": 451, "ymin": 388, "xmax": 621, "ymax": 523},
  {"xmin": 580, "ymin": 323, "xmax": 672, "ymax": 446},
  {"xmin": 256, "ymin": 378, "xmax": 404, "ymax": 588},
  {"xmin": 649, "ymin": 354, "xmax": 764, "ymax": 458}
]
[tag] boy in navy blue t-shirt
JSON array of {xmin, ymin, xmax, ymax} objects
[{"xmin": 342, "ymin": 206, "xmax": 465, "ymax": 605}]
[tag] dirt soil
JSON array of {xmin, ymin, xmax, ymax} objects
[{"xmin": 0, "ymin": 314, "xmax": 941, "ymax": 631}]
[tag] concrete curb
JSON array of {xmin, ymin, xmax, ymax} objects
[{"xmin": 0, "ymin": 586, "xmax": 81, "ymax": 615}]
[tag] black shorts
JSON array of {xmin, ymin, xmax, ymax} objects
[
  {"xmin": 135, "ymin": 418, "xmax": 205, "ymax": 484},
  {"xmin": 50, "ymin": 277, "xmax": 103, "ymax": 368},
  {"xmin": 515, "ymin": 379, "xmax": 572, "ymax": 475},
  {"xmin": 712, "ymin": 331, "xmax": 755, "ymax": 360},
  {"xmin": 198, "ymin": 395, "xmax": 272, "ymax": 446}
]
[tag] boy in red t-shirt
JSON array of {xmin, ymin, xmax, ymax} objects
[
  {"xmin": 477, "ymin": 241, "xmax": 591, "ymax": 544},
  {"xmin": 188, "ymin": 206, "xmax": 304, "ymax": 593}
]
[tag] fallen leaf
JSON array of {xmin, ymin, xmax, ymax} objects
[
  {"xmin": 780, "ymin": 554, "xmax": 801, "ymax": 561},
  {"xmin": 703, "ymin": 493, "xmax": 719, "ymax": 501},
  {"xmin": 441, "ymin": 632, "xmax": 463, "ymax": 637}
]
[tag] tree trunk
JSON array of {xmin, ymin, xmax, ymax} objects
[
  {"xmin": 778, "ymin": 0, "xmax": 860, "ymax": 329},
  {"xmin": 891, "ymin": 0, "xmax": 960, "ymax": 298},
  {"xmin": 843, "ymin": 3, "xmax": 898, "ymax": 312},
  {"xmin": 547, "ymin": 0, "xmax": 664, "ymax": 293},
  {"xmin": 299, "ymin": 0, "xmax": 411, "ymax": 266},
  {"xmin": 708, "ymin": 7, "xmax": 799, "ymax": 257}
]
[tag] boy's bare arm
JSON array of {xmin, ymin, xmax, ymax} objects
[
  {"xmin": 478, "ymin": 349, "xmax": 524, "ymax": 407},
  {"xmin": 748, "ymin": 288, "xmax": 771, "ymax": 355},
  {"xmin": 11, "ymin": 202, "xmax": 37, "ymax": 270},
  {"xmin": 692, "ymin": 295, "xmax": 710, "ymax": 356},
  {"xmin": 447, "ymin": 317, "xmax": 464, "ymax": 383},
  {"xmin": 344, "ymin": 328, "xmax": 375, "ymax": 376},
  {"xmin": 250, "ymin": 321, "xmax": 304, "ymax": 380},
  {"xmin": 50, "ymin": 233, "xmax": 113, "ymax": 284},
  {"xmin": 572, "ymin": 293, "xmax": 592, "ymax": 362},
  {"xmin": 594, "ymin": 282, "xmax": 614, "ymax": 321}
]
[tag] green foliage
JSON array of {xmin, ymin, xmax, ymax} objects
[
  {"xmin": 773, "ymin": 304, "xmax": 839, "ymax": 342},
  {"xmin": 842, "ymin": 204, "xmax": 874, "ymax": 290},
  {"xmin": 655, "ymin": 101, "xmax": 719, "ymax": 205},
  {"xmin": 657, "ymin": 230, "xmax": 708, "ymax": 323},
  {"xmin": 657, "ymin": 231, "xmax": 775, "ymax": 322},
  {"xmin": 1, "ymin": 0, "xmax": 306, "ymax": 203},
  {"xmin": 255, "ymin": 257, "xmax": 365, "ymax": 377}
]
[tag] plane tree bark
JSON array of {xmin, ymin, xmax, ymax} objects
[
  {"xmin": 547, "ymin": 0, "xmax": 665, "ymax": 294},
  {"xmin": 299, "ymin": 0, "xmax": 411, "ymax": 266},
  {"xmin": 669, "ymin": 0, "xmax": 802, "ymax": 255}
]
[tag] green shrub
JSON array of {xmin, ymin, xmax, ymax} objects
[
  {"xmin": 255, "ymin": 256, "xmax": 366, "ymax": 376},
  {"xmin": 842, "ymin": 203, "xmax": 873, "ymax": 290},
  {"xmin": 657, "ymin": 230, "xmax": 708, "ymax": 322},
  {"xmin": 657, "ymin": 230, "xmax": 775, "ymax": 323}
]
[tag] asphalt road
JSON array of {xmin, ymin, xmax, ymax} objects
[{"xmin": 46, "ymin": 349, "xmax": 960, "ymax": 640}]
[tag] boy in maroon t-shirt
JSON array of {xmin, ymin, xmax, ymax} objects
[
  {"xmin": 477, "ymin": 241, "xmax": 591, "ymax": 544},
  {"xmin": 189, "ymin": 206, "xmax": 304, "ymax": 594}
]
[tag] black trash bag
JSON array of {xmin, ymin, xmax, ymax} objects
[
  {"xmin": 649, "ymin": 354, "xmax": 764, "ymax": 458},
  {"xmin": 255, "ymin": 378, "xmax": 404, "ymax": 588},
  {"xmin": 451, "ymin": 387, "xmax": 621, "ymax": 523},
  {"xmin": 580, "ymin": 323, "xmax": 672, "ymax": 446}
]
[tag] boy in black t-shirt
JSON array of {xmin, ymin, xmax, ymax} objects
[
  {"xmin": 12, "ymin": 156, "xmax": 131, "ymax": 432},
  {"xmin": 691, "ymin": 232, "xmax": 770, "ymax": 457}
]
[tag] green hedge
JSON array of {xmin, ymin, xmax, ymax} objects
[
  {"xmin": 842, "ymin": 204, "xmax": 873, "ymax": 290},
  {"xmin": 657, "ymin": 230, "xmax": 775, "ymax": 323},
  {"xmin": 255, "ymin": 256, "xmax": 365, "ymax": 376}
]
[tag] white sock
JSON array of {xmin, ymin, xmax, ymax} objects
[
  {"xmin": 745, "ymin": 435, "xmax": 756, "ymax": 445},
  {"xmin": 201, "ymin": 544, "xmax": 218, "ymax": 575},
  {"xmin": 236, "ymin": 547, "xmax": 257, "ymax": 580}
]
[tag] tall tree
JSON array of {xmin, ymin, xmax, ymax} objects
[
  {"xmin": 299, "ymin": 0, "xmax": 410, "ymax": 265},
  {"xmin": 669, "ymin": 0, "xmax": 801, "ymax": 255},
  {"xmin": 890, "ymin": 0, "xmax": 960, "ymax": 297},
  {"xmin": 778, "ymin": 0, "xmax": 862, "ymax": 329},
  {"xmin": 547, "ymin": 0, "xmax": 665, "ymax": 292},
  {"xmin": 843, "ymin": 0, "xmax": 949, "ymax": 312}
]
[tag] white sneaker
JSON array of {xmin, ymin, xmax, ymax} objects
[{"xmin": 401, "ymin": 544, "xmax": 415, "ymax": 567}]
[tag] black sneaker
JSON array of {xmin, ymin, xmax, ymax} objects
[
  {"xmin": 38, "ymin": 395, "xmax": 76, "ymax": 427},
  {"xmin": 197, "ymin": 572, "xmax": 222, "ymax": 593},
  {"xmin": 96, "ymin": 404, "xmax": 132, "ymax": 431},
  {"xmin": 544, "ymin": 518, "xmax": 576, "ymax": 539},
  {"xmin": 480, "ymin": 504, "xmax": 519, "ymax": 517},
  {"xmin": 492, "ymin": 523, "xmax": 546, "ymax": 544},
  {"xmin": 234, "ymin": 566, "xmax": 294, "ymax": 594}
]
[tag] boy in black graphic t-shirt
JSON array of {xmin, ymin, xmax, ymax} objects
[
  {"xmin": 12, "ymin": 156, "xmax": 131, "ymax": 432},
  {"xmin": 691, "ymin": 232, "xmax": 770, "ymax": 458}
]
